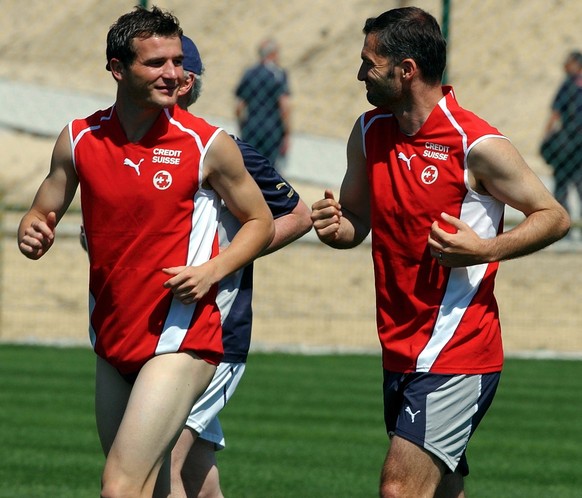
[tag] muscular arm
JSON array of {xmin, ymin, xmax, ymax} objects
[
  {"xmin": 163, "ymin": 131, "xmax": 275, "ymax": 303},
  {"xmin": 428, "ymin": 137, "xmax": 570, "ymax": 266},
  {"xmin": 311, "ymin": 119, "xmax": 371, "ymax": 249},
  {"xmin": 474, "ymin": 138, "xmax": 570, "ymax": 259},
  {"xmin": 17, "ymin": 126, "xmax": 79, "ymax": 259},
  {"xmin": 206, "ymin": 132, "xmax": 275, "ymax": 274}
]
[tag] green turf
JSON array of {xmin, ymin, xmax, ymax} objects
[
  {"xmin": 0, "ymin": 345, "xmax": 580, "ymax": 497},
  {"xmin": 0, "ymin": 345, "xmax": 101, "ymax": 498},
  {"xmin": 216, "ymin": 353, "xmax": 387, "ymax": 497}
]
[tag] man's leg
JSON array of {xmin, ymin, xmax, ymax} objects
[
  {"xmin": 170, "ymin": 362, "xmax": 244, "ymax": 497},
  {"xmin": 98, "ymin": 353, "xmax": 215, "ymax": 498},
  {"xmin": 95, "ymin": 356, "xmax": 132, "ymax": 456},
  {"xmin": 381, "ymin": 371, "xmax": 499, "ymax": 498},
  {"xmin": 435, "ymin": 471, "xmax": 465, "ymax": 498},
  {"xmin": 169, "ymin": 429, "xmax": 223, "ymax": 498},
  {"xmin": 381, "ymin": 436, "xmax": 466, "ymax": 498},
  {"xmin": 380, "ymin": 435, "xmax": 447, "ymax": 498},
  {"xmin": 183, "ymin": 438, "xmax": 223, "ymax": 498},
  {"xmin": 170, "ymin": 428, "xmax": 198, "ymax": 498}
]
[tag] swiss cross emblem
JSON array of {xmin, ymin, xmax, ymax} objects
[
  {"xmin": 421, "ymin": 165, "xmax": 438, "ymax": 185},
  {"xmin": 153, "ymin": 170, "xmax": 173, "ymax": 190}
]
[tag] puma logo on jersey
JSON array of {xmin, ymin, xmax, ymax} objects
[
  {"xmin": 405, "ymin": 406, "xmax": 421, "ymax": 423},
  {"xmin": 124, "ymin": 158, "xmax": 144, "ymax": 176},
  {"xmin": 397, "ymin": 152, "xmax": 416, "ymax": 171}
]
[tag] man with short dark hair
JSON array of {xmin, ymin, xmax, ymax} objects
[
  {"xmin": 18, "ymin": 7, "xmax": 274, "ymax": 497},
  {"xmin": 312, "ymin": 7, "xmax": 569, "ymax": 497}
]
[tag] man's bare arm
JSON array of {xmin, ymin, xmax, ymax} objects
[
  {"xmin": 311, "ymin": 119, "xmax": 371, "ymax": 248},
  {"xmin": 163, "ymin": 131, "xmax": 275, "ymax": 303},
  {"xmin": 262, "ymin": 199, "xmax": 312, "ymax": 256},
  {"xmin": 428, "ymin": 137, "xmax": 570, "ymax": 266},
  {"xmin": 18, "ymin": 126, "xmax": 79, "ymax": 259}
]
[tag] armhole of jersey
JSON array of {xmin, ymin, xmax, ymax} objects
[
  {"xmin": 359, "ymin": 114, "xmax": 367, "ymax": 159},
  {"xmin": 199, "ymin": 127, "xmax": 224, "ymax": 191},
  {"xmin": 464, "ymin": 134, "xmax": 509, "ymax": 199},
  {"xmin": 68, "ymin": 121, "xmax": 77, "ymax": 174}
]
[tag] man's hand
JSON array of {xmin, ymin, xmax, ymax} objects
[
  {"xmin": 162, "ymin": 264, "xmax": 217, "ymax": 304},
  {"xmin": 18, "ymin": 212, "xmax": 57, "ymax": 260},
  {"xmin": 311, "ymin": 190, "xmax": 342, "ymax": 244},
  {"xmin": 428, "ymin": 212, "xmax": 490, "ymax": 267}
]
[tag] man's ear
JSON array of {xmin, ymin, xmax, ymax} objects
[
  {"xmin": 400, "ymin": 58, "xmax": 417, "ymax": 80},
  {"xmin": 109, "ymin": 58, "xmax": 124, "ymax": 81},
  {"xmin": 178, "ymin": 71, "xmax": 195, "ymax": 98}
]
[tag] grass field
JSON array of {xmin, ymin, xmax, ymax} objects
[{"xmin": 0, "ymin": 345, "xmax": 580, "ymax": 497}]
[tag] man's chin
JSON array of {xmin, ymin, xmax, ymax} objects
[
  {"xmin": 366, "ymin": 93, "xmax": 390, "ymax": 109},
  {"xmin": 148, "ymin": 95, "xmax": 179, "ymax": 109},
  {"xmin": 365, "ymin": 90, "xmax": 380, "ymax": 106}
]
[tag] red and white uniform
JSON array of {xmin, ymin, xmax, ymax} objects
[
  {"xmin": 70, "ymin": 105, "xmax": 223, "ymax": 374},
  {"xmin": 362, "ymin": 86, "xmax": 505, "ymax": 374}
]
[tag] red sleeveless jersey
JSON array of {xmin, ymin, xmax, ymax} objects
[
  {"xmin": 362, "ymin": 87, "xmax": 505, "ymax": 374},
  {"xmin": 70, "ymin": 105, "xmax": 223, "ymax": 374}
]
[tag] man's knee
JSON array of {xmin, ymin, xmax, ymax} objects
[
  {"xmin": 380, "ymin": 468, "xmax": 439, "ymax": 498},
  {"xmin": 380, "ymin": 478, "xmax": 408, "ymax": 498},
  {"xmin": 102, "ymin": 449, "xmax": 165, "ymax": 498},
  {"xmin": 101, "ymin": 468, "xmax": 137, "ymax": 498}
]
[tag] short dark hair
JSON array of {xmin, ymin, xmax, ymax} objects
[
  {"xmin": 106, "ymin": 6, "xmax": 182, "ymax": 70},
  {"xmin": 363, "ymin": 7, "xmax": 446, "ymax": 84}
]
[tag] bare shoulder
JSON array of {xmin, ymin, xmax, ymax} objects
[
  {"xmin": 467, "ymin": 137, "xmax": 531, "ymax": 192},
  {"xmin": 49, "ymin": 126, "xmax": 75, "ymax": 176},
  {"xmin": 468, "ymin": 136, "xmax": 560, "ymax": 213},
  {"xmin": 203, "ymin": 130, "xmax": 245, "ymax": 181},
  {"xmin": 53, "ymin": 126, "xmax": 73, "ymax": 160},
  {"xmin": 468, "ymin": 137, "xmax": 524, "ymax": 175}
]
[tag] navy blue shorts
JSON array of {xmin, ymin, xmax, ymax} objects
[{"xmin": 383, "ymin": 370, "xmax": 500, "ymax": 475}]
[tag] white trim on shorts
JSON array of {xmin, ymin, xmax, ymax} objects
[{"xmin": 185, "ymin": 362, "xmax": 246, "ymax": 451}]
